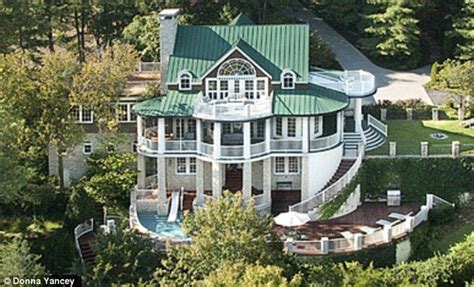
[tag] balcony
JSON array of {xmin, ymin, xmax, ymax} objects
[
  {"xmin": 193, "ymin": 93, "xmax": 273, "ymax": 121},
  {"xmin": 309, "ymin": 69, "xmax": 375, "ymax": 97}
]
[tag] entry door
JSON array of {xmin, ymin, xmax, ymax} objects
[{"xmin": 229, "ymin": 80, "xmax": 244, "ymax": 99}]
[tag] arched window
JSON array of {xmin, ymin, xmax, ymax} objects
[
  {"xmin": 178, "ymin": 71, "xmax": 192, "ymax": 91},
  {"xmin": 281, "ymin": 70, "xmax": 295, "ymax": 89},
  {"xmin": 217, "ymin": 58, "xmax": 256, "ymax": 78}
]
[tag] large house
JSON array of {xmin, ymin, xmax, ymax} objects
[{"xmin": 132, "ymin": 9, "xmax": 387, "ymax": 216}]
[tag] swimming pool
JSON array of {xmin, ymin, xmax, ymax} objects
[{"xmin": 137, "ymin": 212, "xmax": 188, "ymax": 239}]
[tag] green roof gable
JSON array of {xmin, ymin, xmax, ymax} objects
[
  {"xmin": 273, "ymin": 84, "xmax": 348, "ymax": 116},
  {"xmin": 229, "ymin": 13, "xmax": 255, "ymax": 26},
  {"xmin": 132, "ymin": 90, "xmax": 199, "ymax": 117},
  {"xmin": 168, "ymin": 24, "xmax": 309, "ymax": 84}
]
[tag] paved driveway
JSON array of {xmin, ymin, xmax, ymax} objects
[{"xmin": 288, "ymin": 5, "xmax": 433, "ymax": 105}]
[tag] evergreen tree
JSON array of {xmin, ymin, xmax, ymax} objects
[
  {"xmin": 0, "ymin": 239, "xmax": 47, "ymax": 277},
  {"xmin": 452, "ymin": 0, "xmax": 474, "ymax": 60},
  {"xmin": 122, "ymin": 12, "xmax": 160, "ymax": 61},
  {"xmin": 360, "ymin": 0, "xmax": 421, "ymax": 69},
  {"xmin": 318, "ymin": 0, "xmax": 361, "ymax": 30}
]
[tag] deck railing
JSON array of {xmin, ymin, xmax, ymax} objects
[
  {"xmin": 310, "ymin": 133, "xmax": 340, "ymax": 151},
  {"xmin": 74, "ymin": 218, "xmax": 94, "ymax": 259},
  {"xmin": 309, "ymin": 69, "xmax": 376, "ymax": 97},
  {"xmin": 289, "ymin": 143, "xmax": 364, "ymax": 214},
  {"xmin": 367, "ymin": 114, "xmax": 388, "ymax": 137},
  {"xmin": 287, "ymin": 194, "xmax": 452, "ymax": 255}
]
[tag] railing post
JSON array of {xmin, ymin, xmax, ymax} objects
[
  {"xmin": 354, "ymin": 233, "xmax": 364, "ymax": 250},
  {"xmin": 420, "ymin": 141, "xmax": 428, "ymax": 157},
  {"xmin": 405, "ymin": 216, "xmax": 415, "ymax": 233},
  {"xmin": 406, "ymin": 108, "xmax": 413, "ymax": 120},
  {"xmin": 285, "ymin": 238, "xmax": 294, "ymax": 254},
  {"xmin": 432, "ymin": 107, "xmax": 439, "ymax": 121},
  {"xmin": 381, "ymin": 108, "xmax": 387, "ymax": 121},
  {"xmin": 420, "ymin": 205, "xmax": 429, "ymax": 221},
  {"xmin": 383, "ymin": 225, "xmax": 392, "ymax": 243},
  {"xmin": 426, "ymin": 194, "xmax": 434, "ymax": 209},
  {"xmin": 451, "ymin": 141, "xmax": 460, "ymax": 158},
  {"xmin": 389, "ymin": 142, "xmax": 397, "ymax": 157}
]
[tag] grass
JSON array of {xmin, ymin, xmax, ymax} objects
[
  {"xmin": 431, "ymin": 208, "xmax": 474, "ymax": 253},
  {"xmin": 368, "ymin": 120, "xmax": 474, "ymax": 155}
]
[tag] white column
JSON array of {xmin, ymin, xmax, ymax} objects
[
  {"xmin": 300, "ymin": 156, "xmax": 309, "ymax": 201},
  {"xmin": 195, "ymin": 158, "xmax": 204, "ymax": 203},
  {"xmin": 196, "ymin": 119, "xmax": 202, "ymax": 153},
  {"xmin": 158, "ymin": 118, "xmax": 166, "ymax": 154},
  {"xmin": 156, "ymin": 157, "xmax": 168, "ymax": 215},
  {"xmin": 137, "ymin": 116, "xmax": 143, "ymax": 145},
  {"xmin": 263, "ymin": 158, "xmax": 272, "ymax": 206},
  {"xmin": 354, "ymin": 233, "xmax": 364, "ymax": 250},
  {"xmin": 383, "ymin": 225, "xmax": 392, "ymax": 243},
  {"xmin": 321, "ymin": 237, "xmax": 329, "ymax": 254},
  {"xmin": 354, "ymin": 98, "xmax": 363, "ymax": 133},
  {"xmin": 302, "ymin": 117, "xmax": 309, "ymax": 153},
  {"xmin": 137, "ymin": 154, "xmax": 146, "ymax": 189},
  {"xmin": 242, "ymin": 162, "xmax": 252, "ymax": 200},
  {"xmin": 265, "ymin": 118, "xmax": 271, "ymax": 152},
  {"xmin": 212, "ymin": 161, "xmax": 222, "ymax": 198},
  {"xmin": 213, "ymin": 122, "xmax": 221, "ymax": 159},
  {"xmin": 336, "ymin": 112, "xmax": 342, "ymax": 142},
  {"xmin": 243, "ymin": 122, "xmax": 251, "ymax": 159}
]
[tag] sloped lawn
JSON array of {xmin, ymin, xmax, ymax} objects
[{"xmin": 368, "ymin": 120, "xmax": 474, "ymax": 155}]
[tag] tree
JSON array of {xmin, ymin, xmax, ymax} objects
[
  {"xmin": 219, "ymin": 3, "xmax": 239, "ymax": 24},
  {"xmin": 122, "ymin": 12, "xmax": 160, "ymax": 61},
  {"xmin": 72, "ymin": 44, "xmax": 139, "ymax": 131},
  {"xmin": 78, "ymin": 225, "xmax": 162, "ymax": 285},
  {"xmin": 309, "ymin": 32, "xmax": 341, "ymax": 70},
  {"xmin": 83, "ymin": 152, "xmax": 136, "ymax": 209},
  {"xmin": 451, "ymin": 0, "xmax": 474, "ymax": 60},
  {"xmin": 200, "ymin": 261, "xmax": 302, "ymax": 287},
  {"xmin": 435, "ymin": 60, "xmax": 474, "ymax": 120},
  {"xmin": 360, "ymin": 0, "xmax": 421, "ymax": 69},
  {"xmin": 0, "ymin": 239, "xmax": 47, "ymax": 277},
  {"xmin": 157, "ymin": 192, "xmax": 285, "ymax": 286},
  {"xmin": 317, "ymin": 0, "xmax": 361, "ymax": 30}
]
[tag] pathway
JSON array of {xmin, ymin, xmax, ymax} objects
[{"xmin": 287, "ymin": 5, "xmax": 434, "ymax": 105}]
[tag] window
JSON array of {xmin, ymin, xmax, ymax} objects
[
  {"xmin": 83, "ymin": 142, "xmax": 92, "ymax": 155},
  {"xmin": 179, "ymin": 72, "xmax": 191, "ymax": 91},
  {"xmin": 234, "ymin": 80, "xmax": 240, "ymax": 93},
  {"xmin": 257, "ymin": 80, "xmax": 265, "ymax": 98},
  {"xmin": 274, "ymin": 157, "xmax": 286, "ymax": 174},
  {"xmin": 222, "ymin": 123, "xmax": 231, "ymax": 134},
  {"xmin": 287, "ymin": 118, "xmax": 296, "ymax": 137},
  {"xmin": 207, "ymin": 80, "xmax": 218, "ymax": 99},
  {"xmin": 187, "ymin": 119, "xmax": 196, "ymax": 134},
  {"xmin": 219, "ymin": 80, "xmax": 229, "ymax": 99},
  {"xmin": 275, "ymin": 117, "xmax": 282, "ymax": 137},
  {"xmin": 244, "ymin": 80, "xmax": 254, "ymax": 99},
  {"xmin": 189, "ymin": 158, "xmax": 196, "ymax": 174},
  {"xmin": 217, "ymin": 58, "xmax": 256, "ymax": 78},
  {"xmin": 274, "ymin": 157, "xmax": 300, "ymax": 174},
  {"xmin": 253, "ymin": 121, "xmax": 264, "ymax": 138},
  {"xmin": 288, "ymin": 157, "xmax": 299, "ymax": 173},
  {"xmin": 72, "ymin": 105, "xmax": 93, "ymax": 123},
  {"xmin": 314, "ymin": 116, "xmax": 321, "ymax": 137},
  {"xmin": 176, "ymin": 158, "xmax": 196, "ymax": 175},
  {"xmin": 132, "ymin": 141, "xmax": 138, "ymax": 153},
  {"xmin": 116, "ymin": 103, "xmax": 136, "ymax": 123},
  {"xmin": 282, "ymin": 71, "xmax": 295, "ymax": 89}
]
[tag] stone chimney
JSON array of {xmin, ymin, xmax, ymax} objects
[{"xmin": 159, "ymin": 8, "xmax": 179, "ymax": 92}]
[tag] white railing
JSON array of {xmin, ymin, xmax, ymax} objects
[
  {"xmin": 289, "ymin": 143, "xmax": 364, "ymax": 214},
  {"xmin": 367, "ymin": 114, "xmax": 388, "ymax": 137},
  {"xmin": 74, "ymin": 218, "xmax": 94, "ymax": 259},
  {"xmin": 309, "ymin": 69, "xmax": 376, "ymax": 97},
  {"xmin": 251, "ymin": 141, "xmax": 267, "ymax": 157},
  {"xmin": 431, "ymin": 194, "xmax": 455, "ymax": 208},
  {"xmin": 287, "ymin": 193, "xmax": 452, "ymax": 255},
  {"xmin": 221, "ymin": 145, "xmax": 244, "ymax": 158},
  {"xmin": 200, "ymin": 143, "xmax": 214, "ymax": 156},
  {"xmin": 310, "ymin": 133, "xmax": 340, "ymax": 151},
  {"xmin": 166, "ymin": 140, "xmax": 197, "ymax": 152},
  {"xmin": 193, "ymin": 93, "xmax": 273, "ymax": 121},
  {"xmin": 271, "ymin": 139, "xmax": 303, "ymax": 151},
  {"xmin": 137, "ymin": 62, "xmax": 160, "ymax": 72}
]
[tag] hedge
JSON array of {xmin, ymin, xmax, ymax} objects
[{"xmin": 359, "ymin": 158, "xmax": 473, "ymax": 203}]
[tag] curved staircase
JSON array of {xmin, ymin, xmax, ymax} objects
[
  {"xmin": 363, "ymin": 126, "xmax": 385, "ymax": 151},
  {"xmin": 74, "ymin": 218, "xmax": 96, "ymax": 264},
  {"xmin": 322, "ymin": 159, "xmax": 356, "ymax": 190}
]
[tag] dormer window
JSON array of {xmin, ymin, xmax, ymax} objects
[
  {"xmin": 282, "ymin": 70, "xmax": 295, "ymax": 89},
  {"xmin": 178, "ymin": 71, "xmax": 192, "ymax": 91}
]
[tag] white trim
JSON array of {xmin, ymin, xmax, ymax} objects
[
  {"xmin": 281, "ymin": 69, "xmax": 296, "ymax": 89},
  {"xmin": 200, "ymin": 46, "xmax": 272, "ymax": 80},
  {"xmin": 178, "ymin": 70, "xmax": 192, "ymax": 91},
  {"xmin": 72, "ymin": 105, "xmax": 94, "ymax": 124},
  {"xmin": 83, "ymin": 141, "xmax": 93, "ymax": 155},
  {"xmin": 117, "ymin": 102, "xmax": 137, "ymax": 123}
]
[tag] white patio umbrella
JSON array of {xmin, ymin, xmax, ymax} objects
[{"xmin": 274, "ymin": 211, "xmax": 310, "ymax": 227}]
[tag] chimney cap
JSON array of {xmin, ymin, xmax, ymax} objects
[{"xmin": 159, "ymin": 8, "xmax": 180, "ymax": 18}]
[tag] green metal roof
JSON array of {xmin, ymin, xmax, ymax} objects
[
  {"xmin": 229, "ymin": 13, "xmax": 255, "ymax": 26},
  {"xmin": 168, "ymin": 24, "xmax": 309, "ymax": 83},
  {"xmin": 132, "ymin": 90, "xmax": 199, "ymax": 117},
  {"xmin": 273, "ymin": 84, "xmax": 348, "ymax": 116}
]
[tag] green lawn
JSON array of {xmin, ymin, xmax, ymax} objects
[{"xmin": 368, "ymin": 120, "xmax": 474, "ymax": 155}]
